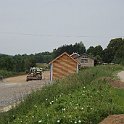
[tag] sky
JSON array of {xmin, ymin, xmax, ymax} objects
[{"xmin": 0, "ymin": 0, "xmax": 124, "ymax": 55}]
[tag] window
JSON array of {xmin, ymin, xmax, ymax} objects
[
  {"xmin": 82, "ymin": 55, "xmax": 88, "ymax": 58},
  {"xmin": 81, "ymin": 59, "xmax": 88, "ymax": 63}
]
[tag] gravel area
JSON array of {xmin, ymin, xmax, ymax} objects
[
  {"xmin": 118, "ymin": 71, "xmax": 124, "ymax": 82},
  {"xmin": 0, "ymin": 71, "xmax": 50, "ymax": 112}
]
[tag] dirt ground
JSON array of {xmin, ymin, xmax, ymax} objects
[
  {"xmin": 99, "ymin": 115, "xmax": 124, "ymax": 124},
  {"xmin": 4, "ymin": 71, "xmax": 50, "ymax": 83},
  {"xmin": 0, "ymin": 71, "xmax": 50, "ymax": 112},
  {"xmin": 99, "ymin": 71, "xmax": 124, "ymax": 124}
]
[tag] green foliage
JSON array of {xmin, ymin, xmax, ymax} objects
[
  {"xmin": 0, "ymin": 54, "xmax": 36, "ymax": 72},
  {"xmin": 86, "ymin": 38, "xmax": 124, "ymax": 65},
  {"xmin": 1, "ymin": 38, "xmax": 124, "ymax": 73},
  {"xmin": 36, "ymin": 63, "xmax": 49, "ymax": 71},
  {"xmin": 0, "ymin": 52, "xmax": 52, "ymax": 73},
  {"xmin": 87, "ymin": 45, "xmax": 103, "ymax": 65},
  {"xmin": 0, "ymin": 70, "xmax": 16, "ymax": 78},
  {"xmin": 53, "ymin": 41, "xmax": 86, "ymax": 58},
  {"xmin": 34, "ymin": 52, "xmax": 53, "ymax": 64},
  {"xmin": 114, "ymin": 45, "xmax": 124, "ymax": 65},
  {"xmin": 102, "ymin": 38, "xmax": 124, "ymax": 64},
  {"xmin": 0, "ymin": 65, "xmax": 124, "ymax": 124},
  {"xmin": 102, "ymin": 48, "xmax": 113, "ymax": 63},
  {"xmin": 87, "ymin": 46, "xmax": 95, "ymax": 55},
  {"xmin": 87, "ymin": 45, "xmax": 103, "ymax": 57}
]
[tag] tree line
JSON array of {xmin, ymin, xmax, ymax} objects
[
  {"xmin": 0, "ymin": 38, "xmax": 124, "ymax": 72},
  {"xmin": 0, "ymin": 52, "xmax": 53, "ymax": 72},
  {"xmin": 53, "ymin": 38, "xmax": 124, "ymax": 65}
]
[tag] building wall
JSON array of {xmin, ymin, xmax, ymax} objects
[
  {"xmin": 77, "ymin": 57, "xmax": 94, "ymax": 67},
  {"xmin": 52, "ymin": 54, "xmax": 78, "ymax": 80}
]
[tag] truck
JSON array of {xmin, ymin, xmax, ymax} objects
[{"xmin": 26, "ymin": 67, "xmax": 42, "ymax": 81}]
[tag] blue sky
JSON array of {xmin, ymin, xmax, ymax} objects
[{"xmin": 0, "ymin": 0, "xmax": 124, "ymax": 55}]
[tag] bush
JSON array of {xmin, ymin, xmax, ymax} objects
[{"xmin": 0, "ymin": 70, "xmax": 16, "ymax": 78}]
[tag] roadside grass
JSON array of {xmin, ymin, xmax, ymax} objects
[
  {"xmin": 113, "ymin": 89, "xmax": 124, "ymax": 107},
  {"xmin": 0, "ymin": 70, "xmax": 26, "ymax": 79},
  {"xmin": 0, "ymin": 65, "xmax": 124, "ymax": 124},
  {"xmin": 0, "ymin": 70, "xmax": 16, "ymax": 78}
]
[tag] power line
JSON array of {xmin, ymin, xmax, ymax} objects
[
  {"xmin": 0, "ymin": 31, "xmax": 91, "ymax": 37},
  {"xmin": 0, "ymin": 31, "xmax": 123, "ymax": 38}
]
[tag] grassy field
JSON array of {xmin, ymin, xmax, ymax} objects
[{"xmin": 0, "ymin": 65, "xmax": 124, "ymax": 124}]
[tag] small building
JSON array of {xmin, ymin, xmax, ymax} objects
[
  {"xmin": 70, "ymin": 52, "xmax": 80, "ymax": 59},
  {"xmin": 49, "ymin": 52, "xmax": 79, "ymax": 81},
  {"xmin": 71, "ymin": 53, "xmax": 94, "ymax": 68}
]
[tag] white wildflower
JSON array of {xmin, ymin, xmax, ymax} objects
[
  {"xmin": 38, "ymin": 120, "xmax": 42, "ymax": 123},
  {"xmin": 81, "ymin": 107, "xmax": 84, "ymax": 110},
  {"xmin": 57, "ymin": 120, "xmax": 60, "ymax": 123},
  {"xmin": 62, "ymin": 108, "xmax": 65, "ymax": 111},
  {"xmin": 74, "ymin": 121, "xmax": 77, "ymax": 123},
  {"xmin": 78, "ymin": 120, "xmax": 81, "ymax": 123}
]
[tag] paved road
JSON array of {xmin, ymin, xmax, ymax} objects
[
  {"xmin": 118, "ymin": 71, "xmax": 124, "ymax": 82},
  {"xmin": 0, "ymin": 72, "xmax": 50, "ymax": 112}
]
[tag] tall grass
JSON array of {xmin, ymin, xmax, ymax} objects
[{"xmin": 0, "ymin": 65, "xmax": 124, "ymax": 124}]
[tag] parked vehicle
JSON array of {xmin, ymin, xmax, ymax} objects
[{"xmin": 26, "ymin": 67, "xmax": 42, "ymax": 81}]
